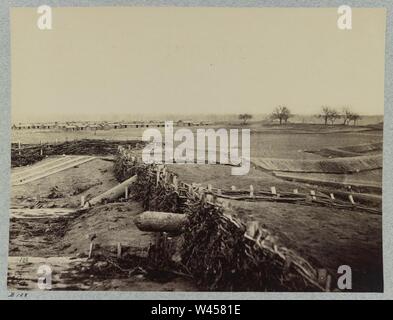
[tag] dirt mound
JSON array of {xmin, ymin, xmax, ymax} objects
[
  {"xmin": 8, "ymin": 202, "xmax": 151, "ymax": 258},
  {"xmin": 11, "ymin": 158, "xmax": 118, "ymax": 209},
  {"xmin": 60, "ymin": 202, "xmax": 153, "ymax": 256},
  {"xmin": 343, "ymin": 142, "xmax": 383, "ymax": 153},
  {"xmin": 8, "ymin": 202, "xmax": 198, "ymax": 291},
  {"xmin": 252, "ymin": 154, "xmax": 382, "ymax": 174},
  {"xmin": 305, "ymin": 142, "xmax": 382, "ymax": 158}
]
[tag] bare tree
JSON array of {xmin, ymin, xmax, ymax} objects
[
  {"xmin": 317, "ymin": 106, "xmax": 331, "ymax": 125},
  {"xmin": 342, "ymin": 107, "xmax": 352, "ymax": 125},
  {"xmin": 341, "ymin": 107, "xmax": 361, "ymax": 125},
  {"xmin": 317, "ymin": 106, "xmax": 340, "ymax": 125},
  {"xmin": 271, "ymin": 106, "xmax": 292, "ymax": 125},
  {"xmin": 349, "ymin": 113, "xmax": 361, "ymax": 125},
  {"xmin": 238, "ymin": 113, "xmax": 253, "ymax": 125},
  {"xmin": 328, "ymin": 109, "xmax": 341, "ymax": 125}
]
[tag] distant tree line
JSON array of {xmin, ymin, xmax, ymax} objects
[
  {"xmin": 237, "ymin": 106, "xmax": 361, "ymax": 126},
  {"xmin": 267, "ymin": 105, "xmax": 360, "ymax": 125}
]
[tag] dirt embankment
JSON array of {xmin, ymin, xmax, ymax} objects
[
  {"xmin": 8, "ymin": 202, "xmax": 196, "ymax": 291},
  {"xmin": 11, "ymin": 158, "xmax": 118, "ymax": 209},
  {"xmin": 227, "ymin": 200, "xmax": 383, "ymax": 292},
  {"xmin": 252, "ymin": 154, "xmax": 382, "ymax": 174},
  {"xmin": 305, "ymin": 142, "xmax": 383, "ymax": 158}
]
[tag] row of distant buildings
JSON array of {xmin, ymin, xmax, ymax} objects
[{"xmin": 12, "ymin": 120, "xmax": 210, "ymax": 131}]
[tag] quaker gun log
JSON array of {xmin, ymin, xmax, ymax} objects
[
  {"xmin": 134, "ymin": 211, "xmax": 189, "ymax": 233},
  {"xmin": 84, "ymin": 175, "xmax": 137, "ymax": 207}
]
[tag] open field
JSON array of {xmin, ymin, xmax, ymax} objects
[{"xmin": 12, "ymin": 123, "xmax": 383, "ymax": 159}]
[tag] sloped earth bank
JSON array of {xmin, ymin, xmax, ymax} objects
[
  {"xmin": 9, "ymin": 158, "xmax": 196, "ymax": 291},
  {"xmin": 305, "ymin": 142, "xmax": 383, "ymax": 158},
  {"xmin": 225, "ymin": 201, "xmax": 383, "ymax": 292},
  {"xmin": 11, "ymin": 158, "xmax": 118, "ymax": 209},
  {"xmin": 252, "ymin": 154, "xmax": 382, "ymax": 174}
]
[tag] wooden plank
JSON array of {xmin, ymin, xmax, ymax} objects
[
  {"xmin": 10, "ymin": 208, "xmax": 77, "ymax": 219},
  {"xmin": 12, "ymin": 156, "xmax": 73, "ymax": 178},
  {"xmin": 12, "ymin": 156, "xmax": 89, "ymax": 183},
  {"xmin": 13, "ymin": 157, "xmax": 96, "ymax": 186}
]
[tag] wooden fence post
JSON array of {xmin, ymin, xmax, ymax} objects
[
  {"xmin": 173, "ymin": 176, "xmax": 178, "ymax": 191},
  {"xmin": 125, "ymin": 186, "xmax": 129, "ymax": 200},
  {"xmin": 325, "ymin": 274, "xmax": 332, "ymax": 292},
  {"xmin": 156, "ymin": 169, "xmax": 160, "ymax": 186},
  {"xmin": 250, "ymin": 185, "xmax": 254, "ymax": 197},
  {"xmin": 88, "ymin": 242, "xmax": 94, "ymax": 259},
  {"xmin": 117, "ymin": 242, "xmax": 122, "ymax": 259}
]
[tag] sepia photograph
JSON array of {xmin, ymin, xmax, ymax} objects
[{"xmin": 7, "ymin": 6, "xmax": 385, "ymax": 293}]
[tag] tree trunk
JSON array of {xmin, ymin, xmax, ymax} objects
[{"xmin": 134, "ymin": 211, "xmax": 189, "ymax": 233}]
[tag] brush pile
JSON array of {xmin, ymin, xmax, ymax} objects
[
  {"xmin": 114, "ymin": 147, "xmax": 329, "ymax": 292},
  {"xmin": 11, "ymin": 139, "xmax": 143, "ymax": 167}
]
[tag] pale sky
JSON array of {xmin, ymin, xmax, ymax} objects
[{"xmin": 11, "ymin": 7, "xmax": 386, "ymax": 121}]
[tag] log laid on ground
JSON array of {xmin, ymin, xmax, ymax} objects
[
  {"xmin": 84, "ymin": 175, "xmax": 137, "ymax": 207},
  {"xmin": 134, "ymin": 211, "xmax": 189, "ymax": 233},
  {"xmin": 10, "ymin": 208, "xmax": 77, "ymax": 219}
]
